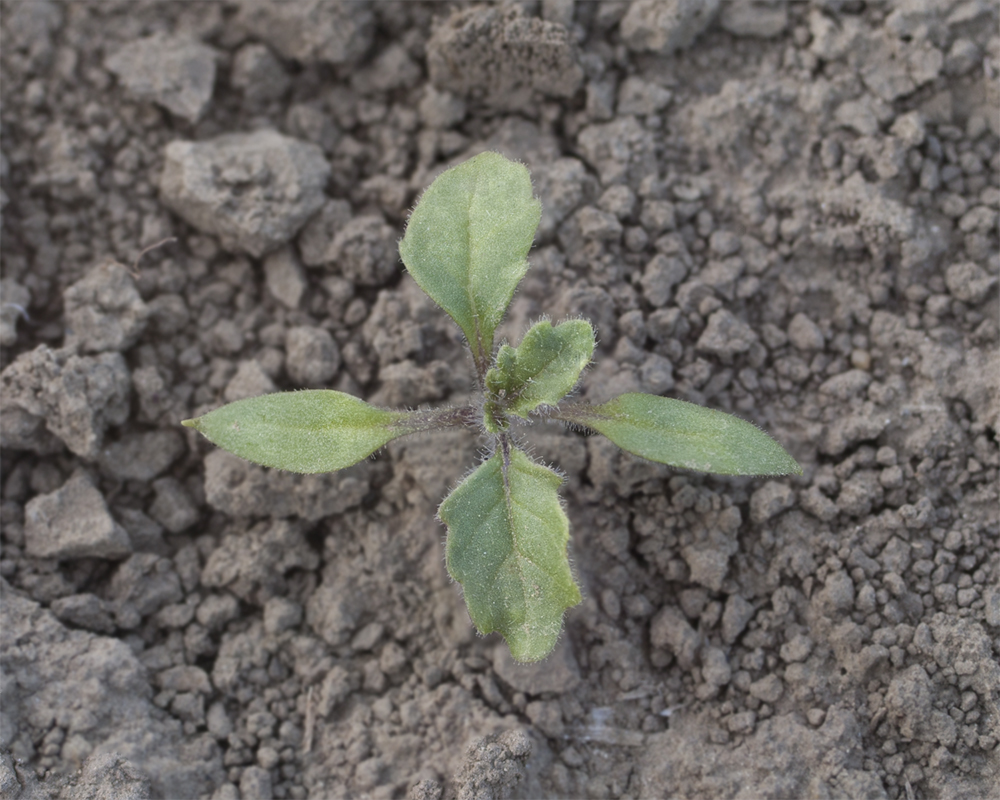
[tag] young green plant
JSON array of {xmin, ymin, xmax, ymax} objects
[{"xmin": 183, "ymin": 152, "xmax": 801, "ymax": 662}]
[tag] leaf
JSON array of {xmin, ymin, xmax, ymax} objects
[
  {"xmin": 560, "ymin": 393, "xmax": 802, "ymax": 476},
  {"xmin": 182, "ymin": 390, "xmax": 415, "ymax": 474},
  {"xmin": 440, "ymin": 445, "xmax": 581, "ymax": 662},
  {"xmin": 399, "ymin": 152, "xmax": 541, "ymax": 370},
  {"xmin": 486, "ymin": 320, "xmax": 595, "ymax": 419}
]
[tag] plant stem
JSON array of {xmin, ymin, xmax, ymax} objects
[
  {"xmin": 541, "ymin": 402, "xmax": 607, "ymax": 427},
  {"xmin": 394, "ymin": 405, "xmax": 480, "ymax": 433}
]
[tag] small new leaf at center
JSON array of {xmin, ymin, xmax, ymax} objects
[
  {"xmin": 439, "ymin": 445, "xmax": 581, "ymax": 662},
  {"xmin": 485, "ymin": 319, "xmax": 595, "ymax": 419}
]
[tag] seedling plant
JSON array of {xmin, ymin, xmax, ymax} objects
[{"xmin": 184, "ymin": 153, "xmax": 801, "ymax": 662}]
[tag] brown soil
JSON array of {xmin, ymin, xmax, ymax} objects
[{"xmin": 1, "ymin": 2, "xmax": 997, "ymax": 799}]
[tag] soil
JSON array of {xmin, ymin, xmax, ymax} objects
[{"xmin": 1, "ymin": 2, "xmax": 998, "ymax": 799}]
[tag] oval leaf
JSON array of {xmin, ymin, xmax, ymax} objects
[
  {"xmin": 562, "ymin": 393, "xmax": 802, "ymax": 476},
  {"xmin": 183, "ymin": 390, "xmax": 410, "ymax": 474},
  {"xmin": 399, "ymin": 152, "xmax": 541, "ymax": 368},
  {"xmin": 440, "ymin": 446, "xmax": 581, "ymax": 662},
  {"xmin": 486, "ymin": 319, "xmax": 595, "ymax": 419}
]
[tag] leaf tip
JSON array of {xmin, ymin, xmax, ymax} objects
[{"xmin": 759, "ymin": 439, "xmax": 803, "ymax": 477}]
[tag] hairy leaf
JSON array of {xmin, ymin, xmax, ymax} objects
[
  {"xmin": 440, "ymin": 445, "xmax": 581, "ymax": 662},
  {"xmin": 183, "ymin": 391, "xmax": 416, "ymax": 474},
  {"xmin": 399, "ymin": 152, "xmax": 541, "ymax": 371},
  {"xmin": 560, "ymin": 393, "xmax": 802, "ymax": 476},
  {"xmin": 486, "ymin": 319, "xmax": 594, "ymax": 420}
]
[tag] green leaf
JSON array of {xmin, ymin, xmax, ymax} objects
[
  {"xmin": 440, "ymin": 445, "xmax": 581, "ymax": 662},
  {"xmin": 399, "ymin": 152, "xmax": 541, "ymax": 371},
  {"xmin": 182, "ymin": 390, "xmax": 414, "ymax": 474},
  {"xmin": 560, "ymin": 393, "xmax": 802, "ymax": 476},
  {"xmin": 486, "ymin": 320, "xmax": 595, "ymax": 419}
]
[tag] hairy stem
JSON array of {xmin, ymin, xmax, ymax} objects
[
  {"xmin": 394, "ymin": 405, "xmax": 480, "ymax": 433},
  {"xmin": 539, "ymin": 402, "xmax": 607, "ymax": 427}
]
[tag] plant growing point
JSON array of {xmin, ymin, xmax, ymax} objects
[{"xmin": 184, "ymin": 152, "xmax": 802, "ymax": 662}]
